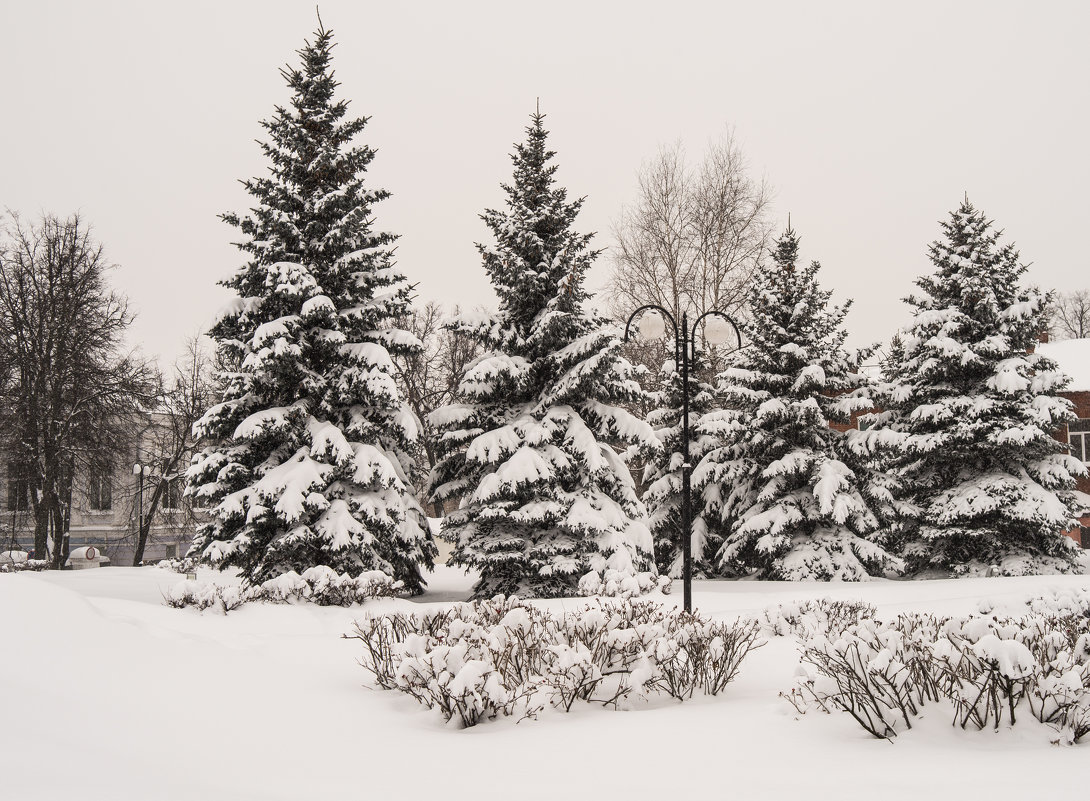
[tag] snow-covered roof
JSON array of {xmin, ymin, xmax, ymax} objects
[{"xmin": 1037, "ymin": 339, "xmax": 1090, "ymax": 392}]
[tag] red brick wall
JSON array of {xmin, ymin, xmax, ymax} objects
[
  {"xmin": 1059, "ymin": 391, "xmax": 1090, "ymax": 496},
  {"xmin": 1066, "ymin": 522, "xmax": 1085, "ymax": 548}
]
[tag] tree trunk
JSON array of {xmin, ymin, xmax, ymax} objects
[
  {"xmin": 50, "ymin": 502, "xmax": 68, "ymax": 569},
  {"xmin": 45, "ymin": 494, "xmax": 66, "ymax": 570},
  {"xmin": 133, "ymin": 516, "xmax": 151, "ymax": 566},
  {"xmin": 133, "ymin": 478, "xmax": 166, "ymax": 566},
  {"xmin": 33, "ymin": 506, "xmax": 48, "ymax": 561}
]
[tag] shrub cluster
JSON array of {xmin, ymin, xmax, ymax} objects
[
  {"xmin": 780, "ymin": 597, "xmax": 1090, "ymax": 744},
  {"xmin": 155, "ymin": 556, "xmax": 200, "ymax": 574},
  {"xmin": 347, "ymin": 596, "xmax": 763, "ymax": 728},
  {"xmin": 163, "ymin": 566, "xmax": 402, "ymax": 613},
  {"xmin": 577, "ymin": 569, "xmax": 668, "ymax": 598},
  {"xmin": 0, "ymin": 556, "xmax": 49, "ymax": 573},
  {"xmin": 761, "ymin": 598, "xmax": 878, "ymax": 638}
]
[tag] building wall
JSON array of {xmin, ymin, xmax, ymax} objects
[
  {"xmin": 1058, "ymin": 390, "xmax": 1090, "ymax": 544},
  {"xmin": 1, "ymin": 413, "xmax": 197, "ymax": 565},
  {"xmin": 1060, "ymin": 391, "xmax": 1090, "ymax": 496}
]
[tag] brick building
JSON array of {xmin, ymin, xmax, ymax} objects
[{"xmin": 1036, "ymin": 338, "xmax": 1090, "ymax": 545}]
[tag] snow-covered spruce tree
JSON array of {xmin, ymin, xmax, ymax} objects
[
  {"xmin": 696, "ymin": 227, "xmax": 901, "ymax": 580},
  {"xmin": 643, "ymin": 352, "xmax": 723, "ymax": 577},
  {"xmin": 186, "ymin": 24, "xmax": 435, "ymax": 591},
  {"xmin": 429, "ymin": 112, "xmax": 658, "ymax": 599},
  {"xmin": 862, "ymin": 200, "xmax": 1084, "ymax": 576}
]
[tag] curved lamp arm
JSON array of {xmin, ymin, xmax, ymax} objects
[
  {"xmin": 691, "ymin": 309, "xmax": 743, "ymax": 352},
  {"xmin": 622, "ymin": 303, "xmax": 680, "ymax": 344}
]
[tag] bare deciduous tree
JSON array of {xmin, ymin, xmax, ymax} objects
[
  {"xmin": 0, "ymin": 213, "xmax": 156, "ymax": 567},
  {"xmin": 392, "ymin": 301, "xmax": 481, "ymax": 512},
  {"xmin": 130, "ymin": 336, "xmax": 217, "ymax": 564},
  {"xmin": 1050, "ymin": 289, "xmax": 1090, "ymax": 340},
  {"xmin": 606, "ymin": 132, "xmax": 774, "ymax": 331}
]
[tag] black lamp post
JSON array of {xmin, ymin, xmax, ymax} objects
[
  {"xmin": 132, "ymin": 462, "xmax": 150, "ymax": 534},
  {"xmin": 623, "ymin": 304, "xmax": 742, "ymax": 613}
]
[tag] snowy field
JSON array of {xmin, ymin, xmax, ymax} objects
[{"xmin": 3, "ymin": 567, "xmax": 1089, "ymax": 801}]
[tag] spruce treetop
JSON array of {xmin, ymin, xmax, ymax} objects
[
  {"xmin": 221, "ymin": 23, "xmax": 396, "ymax": 305},
  {"xmin": 479, "ymin": 112, "xmax": 597, "ymax": 345},
  {"xmin": 737, "ymin": 226, "xmax": 858, "ymax": 403},
  {"xmin": 905, "ymin": 201, "xmax": 1031, "ymax": 359},
  {"xmin": 891, "ymin": 199, "xmax": 1057, "ymax": 401}
]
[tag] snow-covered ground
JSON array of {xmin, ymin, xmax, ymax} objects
[{"xmin": 3, "ymin": 567, "xmax": 1088, "ymax": 800}]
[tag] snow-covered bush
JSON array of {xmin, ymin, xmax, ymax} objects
[
  {"xmin": 164, "ymin": 580, "xmax": 227, "ymax": 612},
  {"xmin": 0, "ymin": 553, "xmax": 49, "ymax": 573},
  {"xmin": 164, "ymin": 568, "xmax": 402, "ymax": 613},
  {"xmin": 786, "ymin": 601, "xmax": 1090, "ymax": 744},
  {"xmin": 577, "ymin": 569, "xmax": 666, "ymax": 599},
  {"xmin": 156, "ymin": 556, "xmax": 199, "ymax": 574},
  {"xmin": 937, "ymin": 613, "xmax": 1090, "ymax": 742},
  {"xmin": 788, "ymin": 614, "xmax": 944, "ymax": 738},
  {"xmin": 761, "ymin": 598, "xmax": 878, "ymax": 638},
  {"xmin": 347, "ymin": 596, "xmax": 763, "ymax": 727},
  {"xmin": 1023, "ymin": 587, "xmax": 1090, "ymax": 618},
  {"xmin": 395, "ymin": 633, "xmax": 519, "ymax": 727}
]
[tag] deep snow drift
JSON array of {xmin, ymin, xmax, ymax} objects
[{"xmin": 2, "ymin": 566, "xmax": 1088, "ymax": 800}]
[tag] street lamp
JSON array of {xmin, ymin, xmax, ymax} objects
[
  {"xmin": 132, "ymin": 462, "xmax": 151, "ymax": 533},
  {"xmin": 623, "ymin": 304, "xmax": 742, "ymax": 613}
]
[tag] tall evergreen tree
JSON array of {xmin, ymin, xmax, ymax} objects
[
  {"xmin": 864, "ymin": 200, "xmax": 1084, "ymax": 575},
  {"xmin": 696, "ymin": 228, "xmax": 900, "ymax": 580},
  {"xmin": 429, "ymin": 112, "xmax": 658, "ymax": 599},
  {"xmin": 187, "ymin": 23, "xmax": 435, "ymax": 590}
]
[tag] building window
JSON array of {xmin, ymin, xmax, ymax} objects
[
  {"xmin": 165, "ymin": 544, "xmax": 178, "ymax": 559},
  {"xmin": 161, "ymin": 476, "xmax": 184, "ymax": 511},
  {"xmin": 6, "ymin": 462, "xmax": 29, "ymax": 512},
  {"xmin": 88, "ymin": 464, "xmax": 113, "ymax": 511},
  {"xmin": 1069, "ymin": 419, "xmax": 1090, "ymax": 464}
]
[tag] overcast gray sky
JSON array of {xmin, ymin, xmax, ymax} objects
[{"xmin": 2, "ymin": 0, "xmax": 1087, "ymax": 366}]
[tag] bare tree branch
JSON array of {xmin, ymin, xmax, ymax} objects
[
  {"xmin": 129, "ymin": 335, "xmax": 216, "ymax": 565},
  {"xmin": 1050, "ymin": 289, "xmax": 1090, "ymax": 340},
  {"xmin": 605, "ymin": 131, "xmax": 773, "ymax": 374},
  {"xmin": 391, "ymin": 302, "xmax": 482, "ymax": 513}
]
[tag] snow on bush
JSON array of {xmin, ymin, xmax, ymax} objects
[
  {"xmin": 0, "ymin": 553, "xmax": 49, "ymax": 573},
  {"xmin": 784, "ymin": 600, "xmax": 1090, "ymax": 744},
  {"xmin": 784, "ymin": 614, "xmax": 944, "ymax": 739},
  {"xmin": 347, "ymin": 596, "xmax": 764, "ymax": 727},
  {"xmin": 1022, "ymin": 587, "xmax": 1090, "ymax": 617},
  {"xmin": 164, "ymin": 580, "xmax": 230, "ymax": 612},
  {"xmin": 761, "ymin": 598, "xmax": 878, "ymax": 638},
  {"xmin": 156, "ymin": 556, "xmax": 200, "ymax": 575},
  {"xmin": 577, "ymin": 569, "xmax": 667, "ymax": 598},
  {"xmin": 164, "ymin": 569, "xmax": 402, "ymax": 613}
]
